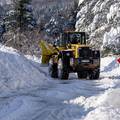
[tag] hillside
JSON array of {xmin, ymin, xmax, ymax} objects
[
  {"xmin": 0, "ymin": 0, "xmax": 77, "ymax": 56},
  {"xmin": 0, "ymin": 0, "xmax": 120, "ymax": 56},
  {"xmin": 76, "ymin": 0, "xmax": 120, "ymax": 55}
]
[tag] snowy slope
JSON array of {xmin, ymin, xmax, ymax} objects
[
  {"xmin": 0, "ymin": 45, "xmax": 47, "ymax": 95},
  {"xmin": 0, "ymin": 45, "xmax": 120, "ymax": 120}
]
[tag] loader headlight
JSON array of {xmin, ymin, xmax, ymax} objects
[{"xmin": 66, "ymin": 52, "xmax": 70, "ymax": 56}]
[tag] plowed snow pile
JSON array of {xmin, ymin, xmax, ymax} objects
[
  {"xmin": 0, "ymin": 45, "xmax": 47, "ymax": 94},
  {"xmin": 0, "ymin": 45, "xmax": 120, "ymax": 120}
]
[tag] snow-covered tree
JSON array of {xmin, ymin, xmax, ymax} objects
[
  {"xmin": 4, "ymin": 9, "xmax": 17, "ymax": 31},
  {"xmin": 14, "ymin": 0, "xmax": 36, "ymax": 31},
  {"xmin": 76, "ymin": 0, "xmax": 120, "ymax": 56},
  {"xmin": 0, "ymin": 5, "xmax": 4, "ymax": 20},
  {"xmin": 4, "ymin": 0, "xmax": 36, "ymax": 31},
  {"xmin": 0, "ymin": 5, "xmax": 6, "ymax": 42},
  {"xmin": 1, "ymin": 0, "xmax": 79, "ymax": 56},
  {"xmin": 2, "ymin": 0, "xmax": 37, "ymax": 55},
  {"xmin": 42, "ymin": 1, "xmax": 78, "ymax": 41}
]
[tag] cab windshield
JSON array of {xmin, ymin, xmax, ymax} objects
[{"xmin": 58, "ymin": 32, "xmax": 88, "ymax": 47}]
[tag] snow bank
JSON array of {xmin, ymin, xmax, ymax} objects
[
  {"xmin": 65, "ymin": 87, "xmax": 120, "ymax": 120},
  {"xmin": 82, "ymin": 88, "xmax": 120, "ymax": 120},
  {"xmin": 64, "ymin": 87, "xmax": 120, "ymax": 120},
  {"xmin": 83, "ymin": 106, "xmax": 120, "ymax": 120},
  {"xmin": 101, "ymin": 56, "xmax": 120, "ymax": 77},
  {"xmin": 64, "ymin": 56, "xmax": 120, "ymax": 120},
  {"xmin": 83, "ymin": 56, "xmax": 120, "ymax": 120},
  {"xmin": 0, "ymin": 45, "xmax": 47, "ymax": 94}
]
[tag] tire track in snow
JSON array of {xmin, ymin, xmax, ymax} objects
[
  {"xmin": 0, "ymin": 75, "xmax": 117, "ymax": 120},
  {"xmin": 27, "ymin": 75, "xmax": 119, "ymax": 120},
  {"xmin": 15, "ymin": 78, "xmax": 107, "ymax": 120}
]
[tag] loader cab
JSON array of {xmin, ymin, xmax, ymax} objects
[{"xmin": 57, "ymin": 32, "xmax": 89, "ymax": 47}]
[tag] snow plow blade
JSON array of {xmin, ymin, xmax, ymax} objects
[{"xmin": 39, "ymin": 40, "xmax": 58, "ymax": 64}]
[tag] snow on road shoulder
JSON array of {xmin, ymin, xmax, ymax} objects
[
  {"xmin": 64, "ymin": 56, "xmax": 120, "ymax": 120},
  {"xmin": 85, "ymin": 56, "xmax": 120, "ymax": 120},
  {"xmin": 82, "ymin": 88, "xmax": 120, "ymax": 120},
  {"xmin": 0, "ymin": 45, "xmax": 47, "ymax": 95},
  {"xmin": 101, "ymin": 56, "xmax": 120, "ymax": 77}
]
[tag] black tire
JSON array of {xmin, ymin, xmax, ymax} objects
[
  {"xmin": 89, "ymin": 71, "xmax": 94, "ymax": 80},
  {"xmin": 89, "ymin": 69, "xmax": 100, "ymax": 80},
  {"xmin": 48, "ymin": 59, "xmax": 58, "ymax": 78},
  {"xmin": 94, "ymin": 69, "xmax": 100, "ymax": 79},
  {"xmin": 77, "ymin": 71, "xmax": 87, "ymax": 79},
  {"xmin": 58, "ymin": 59, "xmax": 69, "ymax": 80}
]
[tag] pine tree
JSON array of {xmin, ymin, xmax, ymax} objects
[
  {"xmin": 68, "ymin": 0, "xmax": 79, "ymax": 31},
  {"xmin": 3, "ymin": 0, "xmax": 36, "ymax": 52},
  {"xmin": 4, "ymin": 0, "xmax": 36, "ymax": 31},
  {"xmin": 15, "ymin": 0, "xmax": 36, "ymax": 31},
  {"xmin": 0, "ymin": 5, "xmax": 5, "ymax": 38},
  {"xmin": 4, "ymin": 8, "xmax": 17, "ymax": 31}
]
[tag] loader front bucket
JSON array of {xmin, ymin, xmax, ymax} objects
[{"xmin": 39, "ymin": 40, "xmax": 58, "ymax": 64}]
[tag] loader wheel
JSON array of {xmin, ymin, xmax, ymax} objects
[
  {"xmin": 58, "ymin": 59, "xmax": 69, "ymax": 80},
  {"xmin": 89, "ymin": 71, "xmax": 94, "ymax": 80},
  {"xmin": 94, "ymin": 69, "xmax": 100, "ymax": 79},
  {"xmin": 77, "ymin": 71, "xmax": 87, "ymax": 79},
  {"xmin": 89, "ymin": 69, "xmax": 100, "ymax": 80},
  {"xmin": 48, "ymin": 59, "xmax": 58, "ymax": 78}
]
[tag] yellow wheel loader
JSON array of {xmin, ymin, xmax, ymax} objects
[{"xmin": 39, "ymin": 31, "xmax": 100, "ymax": 80}]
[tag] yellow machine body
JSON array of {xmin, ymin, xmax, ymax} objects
[
  {"xmin": 39, "ymin": 31, "xmax": 100, "ymax": 80},
  {"xmin": 39, "ymin": 40, "xmax": 89, "ymax": 64}
]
